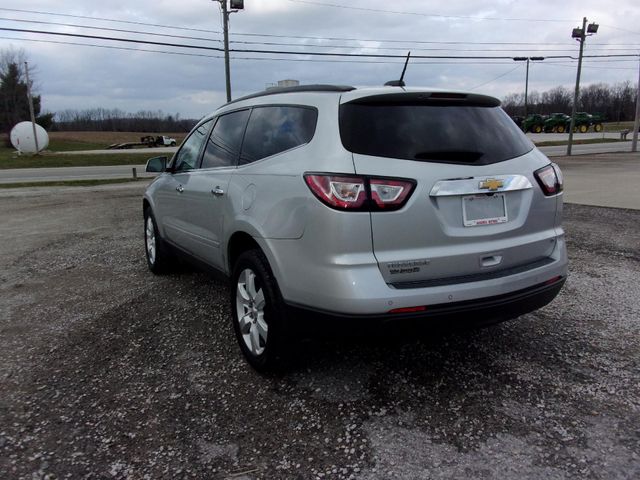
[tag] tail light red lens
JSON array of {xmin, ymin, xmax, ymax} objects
[
  {"xmin": 304, "ymin": 175, "xmax": 367, "ymax": 209},
  {"xmin": 304, "ymin": 173, "xmax": 416, "ymax": 211},
  {"xmin": 534, "ymin": 163, "xmax": 563, "ymax": 196}
]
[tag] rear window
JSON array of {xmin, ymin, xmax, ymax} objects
[{"xmin": 339, "ymin": 102, "xmax": 533, "ymax": 165}]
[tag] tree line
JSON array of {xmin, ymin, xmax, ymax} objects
[
  {"xmin": 52, "ymin": 108, "xmax": 197, "ymax": 133},
  {"xmin": 502, "ymin": 81, "xmax": 638, "ymax": 121},
  {"xmin": 0, "ymin": 48, "xmax": 54, "ymax": 134}
]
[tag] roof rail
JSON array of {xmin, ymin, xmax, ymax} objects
[{"xmin": 225, "ymin": 84, "xmax": 355, "ymax": 106}]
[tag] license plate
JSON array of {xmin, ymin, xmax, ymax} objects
[{"xmin": 462, "ymin": 194, "xmax": 507, "ymax": 227}]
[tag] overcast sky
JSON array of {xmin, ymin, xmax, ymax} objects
[{"xmin": 1, "ymin": 0, "xmax": 639, "ymax": 119}]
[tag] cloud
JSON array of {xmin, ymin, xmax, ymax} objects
[{"xmin": 0, "ymin": 0, "xmax": 637, "ymax": 118}]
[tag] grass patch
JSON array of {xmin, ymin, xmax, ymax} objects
[
  {"xmin": 0, "ymin": 151, "xmax": 159, "ymax": 169},
  {"xmin": 0, "ymin": 178, "xmax": 147, "ymax": 189},
  {"xmin": 602, "ymin": 121, "xmax": 636, "ymax": 133},
  {"xmin": 46, "ymin": 138, "xmax": 108, "ymax": 151},
  {"xmin": 535, "ymin": 138, "xmax": 628, "ymax": 147}
]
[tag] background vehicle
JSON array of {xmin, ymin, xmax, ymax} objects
[
  {"xmin": 141, "ymin": 135, "xmax": 177, "ymax": 147},
  {"xmin": 573, "ymin": 112, "xmax": 605, "ymax": 132},
  {"xmin": 522, "ymin": 114, "xmax": 546, "ymax": 133},
  {"xmin": 544, "ymin": 113, "xmax": 571, "ymax": 133},
  {"xmin": 142, "ymin": 85, "xmax": 567, "ymax": 371}
]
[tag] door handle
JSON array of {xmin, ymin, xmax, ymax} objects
[
  {"xmin": 176, "ymin": 185, "xmax": 184, "ymax": 193},
  {"xmin": 211, "ymin": 187, "xmax": 225, "ymax": 196}
]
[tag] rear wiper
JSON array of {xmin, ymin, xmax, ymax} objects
[{"xmin": 414, "ymin": 150, "xmax": 484, "ymax": 162}]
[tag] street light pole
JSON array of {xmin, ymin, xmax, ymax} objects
[
  {"xmin": 632, "ymin": 54, "xmax": 640, "ymax": 153},
  {"xmin": 567, "ymin": 18, "xmax": 598, "ymax": 156},
  {"xmin": 524, "ymin": 58, "xmax": 530, "ymax": 118}
]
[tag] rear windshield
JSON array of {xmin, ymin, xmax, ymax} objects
[{"xmin": 339, "ymin": 102, "xmax": 533, "ymax": 165}]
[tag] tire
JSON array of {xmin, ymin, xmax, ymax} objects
[
  {"xmin": 533, "ymin": 125, "xmax": 542, "ymax": 134},
  {"xmin": 594, "ymin": 123, "xmax": 603, "ymax": 132},
  {"xmin": 171, "ymin": 142, "xmax": 176, "ymax": 147},
  {"xmin": 230, "ymin": 249, "xmax": 288, "ymax": 372},
  {"xmin": 579, "ymin": 124, "xmax": 588, "ymax": 133},
  {"xmin": 556, "ymin": 124, "xmax": 566, "ymax": 134},
  {"xmin": 144, "ymin": 207, "xmax": 175, "ymax": 274}
]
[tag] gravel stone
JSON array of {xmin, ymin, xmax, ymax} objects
[{"xmin": 0, "ymin": 184, "xmax": 638, "ymax": 479}]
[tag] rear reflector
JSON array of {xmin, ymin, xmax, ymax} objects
[
  {"xmin": 544, "ymin": 275, "xmax": 563, "ymax": 285},
  {"xmin": 389, "ymin": 305, "xmax": 427, "ymax": 314}
]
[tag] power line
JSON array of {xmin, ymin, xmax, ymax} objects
[
  {"xmin": 2, "ymin": 26, "xmax": 637, "ymax": 65},
  {"xmin": 4, "ymin": 26, "xmax": 596, "ymax": 60},
  {"xmin": 286, "ymin": 0, "xmax": 574, "ymax": 23},
  {"xmin": 0, "ymin": 36, "xmax": 524, "ymax": 65},
  {"xmin": 0, "ymin": 16, "xmax": 222, "ymax": 44},
  {"xmin": 227, "ymin": 38, "xmax": 639, "ymax": 53},
  {"xmin": 2, "ymin": 34, "xmax": 636, "ymax": 71},
  {"xmin": 0, "ymin": 6, "xmax": 598, "ymax": 47},
  {"xmin": 2, "ymin": 16, "xmax": 639, "ymax": 56},
  {"xmin": 0, "ymin": 7, "xmax": 221, "ymax": 35},
  {"xmin": 470, "ymin": 65, "xmax": 523, "ymax": 90},
  {"xmin": 0, "ymin": 27, "xmax": 224, "ymax": 53},
  {"xmin": 5, "ymin": 17, "xmax": 636, "ymax": 54}
]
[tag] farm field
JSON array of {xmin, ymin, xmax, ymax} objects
[{"xmin": 0, "ymin": 132, "xmax": 184, "ymax": 169}]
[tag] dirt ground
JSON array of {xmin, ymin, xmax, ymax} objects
[{"xmin": 0, "ymin": 183, "xmax": 639, "ymax": 479}]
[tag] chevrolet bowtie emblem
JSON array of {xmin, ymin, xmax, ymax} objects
[{"xmin": 479, "ymin": 178, "xmax": 504, "ymax": 191}]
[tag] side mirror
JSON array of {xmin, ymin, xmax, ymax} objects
[{"xmin": 145, "ymin": 156, "xmax": 168, "ymax": 173}]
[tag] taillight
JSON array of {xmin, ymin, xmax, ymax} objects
[
  {"xmin": 534, "ymin": 163, "xmax": 563, "ymax": 196},
  {"xmin": 304, "ymin": 173, "xmax": 415, "ymax": 211},
  {"xmin": 304, "ymin": 175, "xmax": 367, "ymax": 209},
  {"xmin": 370, "ymin": 178, "xmax": 414, "ymax": 209}
]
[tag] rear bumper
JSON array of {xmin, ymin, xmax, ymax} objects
[
  {"xmin": 260, "ymin": 234, "xmax": 568, "ymax": 316},
  {"xmin": 286, "ymin": 275, "xmax": 565, "ymax": 329}
]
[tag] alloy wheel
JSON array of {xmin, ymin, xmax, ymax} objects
[
  {"xmin": 235, "ymin": 268, "xmax": 268, "ymax": 356},
  {"xmin": 145, "ymin": 216, "xmax": 156, "ymax": 265}
]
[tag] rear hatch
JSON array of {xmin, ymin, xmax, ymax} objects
[{"xmin": 339, "ymin": 90, "xmax": 559, "ymax": 287}]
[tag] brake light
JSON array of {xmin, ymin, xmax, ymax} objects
[
  {"xmin": 534, "ymin": 163, "xmax": 563, "ymax": 196},
  {"xmin": 304, "ymin": 174, "xmax": 415, "ymax": 211}
]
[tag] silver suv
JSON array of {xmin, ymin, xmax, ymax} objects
[{"xmin": 143, "ymin": 85, "xmax": 567, "ymax": 370}]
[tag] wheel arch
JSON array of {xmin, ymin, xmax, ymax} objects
[
  {"xmin": 226, "ymin": 231, "xmax": 284, "ymax": 293},
  {"xmin": 227, "ymin": 231, "xmax": 263, "ymax": 275},
  {"xmin": 143, "ymin": 197, "xmax": 151, "ymax": 217}
]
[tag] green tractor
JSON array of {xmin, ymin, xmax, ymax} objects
[
  {"xmin": 543, "ymin": 113, "xmax": 571, "ymax": 133},
  {"xmin": 573, "ymin": 112, "xmax": 604, "ymax": 133},
  {"xmin": 522, "ymin": 114, "xmax": 546, "ymax": 133}
]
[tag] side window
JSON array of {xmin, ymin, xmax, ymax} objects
[
  {"xmin": 173, "ymin": 120, "xmax": 213, "ymax": 172},
  {"xmin": 239, "ymin": 106, "xmax": 318, "ymax": 165},
  {"xmin": 201, "ymin": 109, "xmax": 251, "ymax": 169}
]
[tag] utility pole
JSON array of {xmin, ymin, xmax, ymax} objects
[
  {"xmin": 567, "ymin": 18, "xmax": 598, "ymax": 156},
  {"xmin": 513, "ymin": 57, "xmax": 544, "ymax": 118},
  {"xmin": 216, "ymin": 0, "xmax": 244, "ymax": 102},
  {"xmin": 24, "ymin": 61, "xmax": 40, "ymax": 154},
  {"xmin": 632, "ymin": 54, "xmax": 640, "ymax": 153},
  {"xmin": 567, "ymin": 18, "xmax": 587, "ymax": 156},
  {"xmin": 221, "ymin": 0, "xmax": 232, "ymax": 102}
]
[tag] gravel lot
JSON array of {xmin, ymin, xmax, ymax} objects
[{"xmin": 1, "ymin": 183, "xmax": 638, "ymax": 479}]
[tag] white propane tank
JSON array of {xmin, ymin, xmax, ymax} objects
[{"xmin": 9, "ymin": 121, "xmax": 49, "ymax": 154}]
